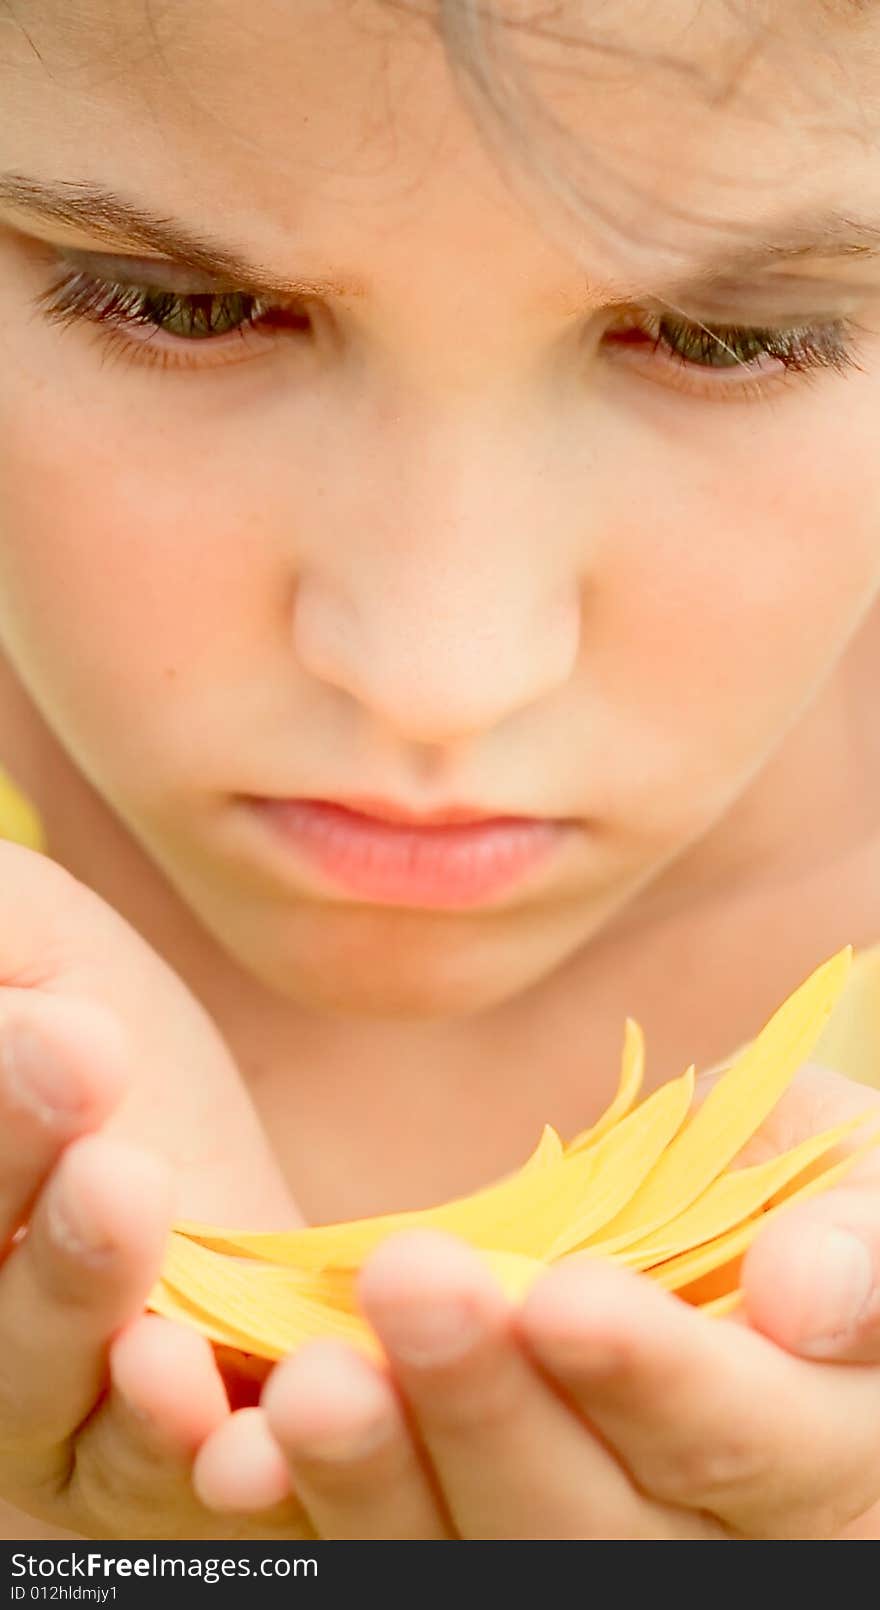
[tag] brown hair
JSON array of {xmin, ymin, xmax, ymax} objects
[{"xmin": 377, "ymin": 0, "xmax": 879, "ymax": 272}]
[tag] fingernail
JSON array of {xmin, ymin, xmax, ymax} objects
[
  {"xmin": 376, "ymin": 1298, "xmax": 482, "ymax": 1367},
  {"xmin": 796, "ymin": 1228, "xmax": 873, "ymax": 1355},
  {"xmin": 263, "ymin": 1348, "xmax": 396, "ymax": 1462},
  {"xmin": 1, "ymin": 1024, "xmax": 82, "ymax": 1122},
  {"xmin": 46, "ymin": 1176, "xmax": 115, "ymax": 1263}
]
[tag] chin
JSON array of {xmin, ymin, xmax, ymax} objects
[{"xmin": 215, "ymin": 901, "xmax": 581, "ymax": 1020}]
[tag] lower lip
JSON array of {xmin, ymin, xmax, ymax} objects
[{"xmin": 248, "ymin": 798, "xmax": 569, "ymax": 908}]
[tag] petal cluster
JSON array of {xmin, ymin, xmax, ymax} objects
[{"xmin": 149, "ymin": 948, "xmax": 876, "ymax": 1361}]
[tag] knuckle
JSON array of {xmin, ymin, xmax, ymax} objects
[
  {"xmin": 415, "ymin": 1360, "xmax": 522, "ymax": 1439},
  {"xmin": 71, "ymin": 1424, "xmax": 169, "ymax": 1530},
  {"xmin": 292, "ymin": 1432, "xmax": 407, "ymax": 1498},
  {"xmin": 70, "ymin": 1413, "xmax": 227, "ymax": 1540},
  {"xmin": 649, "ymin": 1432, "xmax": 773, "ymax": 1508}
]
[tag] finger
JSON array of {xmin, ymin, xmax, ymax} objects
[
  {"xmin": 0, "ymin": 1132, "xmax": 172, "ymax": 1496},
  {"xmin": 193, "ymin": 1407, "xmax": 294, "ymax": 1514},
  {"xmin": 260, "ymin": 1338, "xmax": 451, "ymax": 1539},
  {"xmin": 733, "ymin": 1063, "xmax": 880, "ymax": 1164},
  {"xmin": 0, "ymin": 843, "xmax": 100, "ymax": 992},
  {"xmin": 77, "ymin": 1319, "xmax": 316, "ymax": 1541},
  {"xmin": 358, "ymin": 1230, "xmax": 707, "ymax": 1540},
  {"xmin": 68, "ymin": 1315, "xmax": 231, "ymax": 1539},
  {"xmin": 193, "ymin": 1409, "xmax": 323, "ymax": 1540},
  {"xmin": 517, "ymin": 1256, "xmax": 880, "ymax": 1538},
  {"xmin": 743, "ymin": 1186, "xmax": 880, "ymax": 1362},
  {"xmin": 0, "ymin": 994, "xmax": 128, "ymax": 1244}
]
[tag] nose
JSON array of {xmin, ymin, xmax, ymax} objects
[{"xmin": 290, "ymin": 419, "xmax": 584, "ymax": 746}]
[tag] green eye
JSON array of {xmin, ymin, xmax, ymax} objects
[
  {"xmin": 36, "ymin": 268, "xmax": 277, "ymax": 345},
  {"xmin": 658, "ymin": 318, "xmax": 774, "ymax": 369},
  {"xmin": 141, "ymin": 289, "xmax": 262, "ymax": 340},
  {"xmin": 652, "ymin": 314, "xmax": 859, "ymax": 377}
]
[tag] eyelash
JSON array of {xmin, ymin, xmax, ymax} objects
[
  {"xmin": 34, "ymin": 265, "xmax": 867, "ymax": 399},
  {"xmin": 606, "ymin": 310, "xmax": 865, "ymax": 401},
  {"xmin": 34, "ymin": 269, "xmax": 308, "ymax": 368}
]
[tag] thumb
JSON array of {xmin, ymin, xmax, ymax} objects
[
  {"xmin": 0, "ymin": 988, "xmax": 129, "ymax": 1124},
  {"xmin": 742, "ymin": 1186, "xmax": 880, "ymax": 1362},
  {"xmin": 0, "ymin": 839, "xmax": 303, "ymax": 1232}
]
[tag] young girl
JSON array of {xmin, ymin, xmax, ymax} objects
[{"xmin": 1, "ymin": 0, "xmax": 880, "ymax": 1540}]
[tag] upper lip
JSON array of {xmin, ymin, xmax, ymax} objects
[{"xmin": 273, "ymin": 795, "xmax": 544, "ymax": 827}]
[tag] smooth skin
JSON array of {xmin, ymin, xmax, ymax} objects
[
  {"xmin": 3, "ymin": 0, "xmax": 880, "ymax": 1539},
  {"xmin": 2, "ymin": 842, "xmax": 880, "ymax": 1540},
  {"xmin": 0, "ymin": 842, "xmax": 313, "ymax": 1538},
  {"xmin": 196, "ymin": 1075, "xmax": 880, "ymax": 1540}
]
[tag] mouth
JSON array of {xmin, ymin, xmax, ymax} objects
[{"xmin": 243, "ymin": 795, "xmax": 575, "ymax": 909}]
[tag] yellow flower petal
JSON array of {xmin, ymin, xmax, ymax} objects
[
  {"xmin": 564, "ymin": 1018, "xmax": 645, "ymax": 1152},
  {"xmin": 617, "ymin": 1114, "xmax": 868, "ymax": 1269},
  {"xmin": 176, "ymin": 1125, "xmax": 602, "ymax": 1270},
  {"xmin": 148, "ymin": 947, "xmax": 866, "ymax": 1363},
  {"xmin": 585, "ymin": 948, "xmax": 852, "ymax": 1253},
  {"xmin": 651, "ymin": 1131, "xmax": 878, "ymax": 1293},
  {"xmin": 546, "ymin": 1066, "xmax": 695, "ymax": 1258},
  {"xmin": 697, "ymin": 1289, "xmax": 743, "ymax": 1317},
  {"xmin": 0, "ymin": 768, "xmax": 46, "ymax": 854},
  {"xmin": 149, "ymin": 1279, "xmax": 273, "ymax": 1356},
  {"xmin": 155, "ymin": 1233, "xmax": 381, "ymax": 1360}
]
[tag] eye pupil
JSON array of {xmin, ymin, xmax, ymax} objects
[
  {"xmin": 660, "ymin": 318, "xmax": 766, "ymax": 369},
  {"xmin": 156, "ymin": 290, "xmax": 254, "ymax": 340}
]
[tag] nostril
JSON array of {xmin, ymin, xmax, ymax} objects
[{"xmin": 291, "ymin": 570, "xmax": 581, "ymax": 744}]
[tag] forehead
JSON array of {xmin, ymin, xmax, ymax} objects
[{"xmin": 2, "ymin": 0, "xmax": 880, "ymax": 292}]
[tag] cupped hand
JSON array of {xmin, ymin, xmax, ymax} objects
[
  {"xmin": 0, "ymin": 840, "xmax": 314, "ymax": 1538},
  {"xmin": 193, "ymin": 1061, "xmax": 880, "ymax": 1539}
]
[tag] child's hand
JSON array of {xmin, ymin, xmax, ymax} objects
[
  {"xmin": 0, "ymin": 840, "xmax": 314, "ymax": 1538},
  {"xmin": 193, "ymin": 1063, "xmax": 880, "ymax": 1539},
  {"xmin": 0, "ymin": 840, "xmax": 298, "ymax": 1227}
]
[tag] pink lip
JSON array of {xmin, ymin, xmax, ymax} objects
[
  {"xmin": 247, "ymin": 797, "xmax": 570, "ymax": 908},
  {"xmin": 316, "ymin": 795, "xmax": 516, "ymax": 827}
]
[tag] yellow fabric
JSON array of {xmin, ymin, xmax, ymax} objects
[{"xmin": 1, "ymin": 763, "xmax": 878, "ymax": 1090}]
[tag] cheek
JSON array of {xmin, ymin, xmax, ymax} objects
[
  {"xmin": 0, "ymin": 379, "xmax": 276, "ymax": 791},
  {"xmin": 589, "ymin": 400, "xmax": 880, "ymax": 830}
]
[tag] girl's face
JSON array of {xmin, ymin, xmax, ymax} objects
[{"xmin": 1, "ymin": 1, "xmax": 879, "ymax": 1018}]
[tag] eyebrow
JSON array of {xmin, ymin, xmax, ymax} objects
[
  {"xmin": 0, "ymin": 174, "xmax": 367, "ymax": 299},
  {"xmin": 2, "ymin": 172, "xmax": 880, "ymax": 309},
  {"xmin": 656, "ymin": 209, "xmax": 880, "ymax": 311}
]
